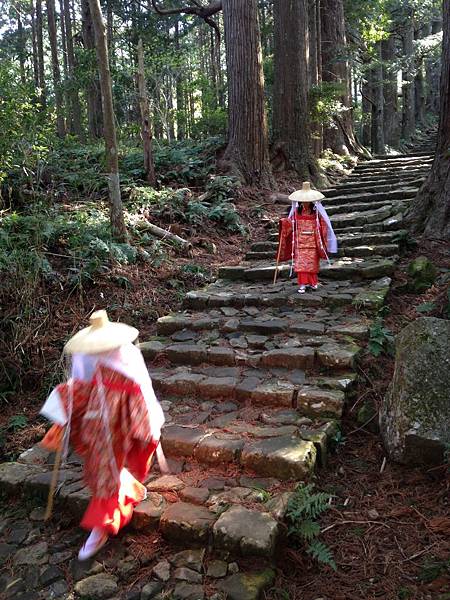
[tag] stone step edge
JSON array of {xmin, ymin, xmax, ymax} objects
[{"xmin": 0, "ymin": 462, "xmax": 285, "ymax": 560}]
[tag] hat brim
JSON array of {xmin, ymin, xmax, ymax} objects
[
  {"xmin": 64, "ymin": 322, "xmax": 139, "ymax": 355},
  {"xmin": 288, "ymin": 189, "xmax": 325, "ymax": 203}
]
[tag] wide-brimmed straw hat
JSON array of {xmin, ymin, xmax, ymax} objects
[
  {"xmin": 64, "ymin": 310, "xmax": 139, "ymax": 355},
  {"xmin": 288, "ymin": 181, "xmax": 325, "ymax": 203}
]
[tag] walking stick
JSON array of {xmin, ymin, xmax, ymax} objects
[
  {"xmin": 273, "ymin": 235, "xmax": 282, "ymax": 285},
  {"xmin": 44, "ymin": 439, "xmax": 63, "ymax": 521}
]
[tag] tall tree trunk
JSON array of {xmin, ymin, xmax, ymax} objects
[
  {"xmin": 382, "ymin": 35, "xmax": 400, "ymax": 148},
  {"xmin": 81, "ymin": 0, "xmax": 103, "ymax": 138},
  {"xmin": 222, "ymin": 0, "xmax": 273, "ymax": 187},
  {"xmin": 36, "ymin": 0, "xmax": 46, "ymax": 108},
  {"xmin": 166, "ymin": 73, "xmax": 175, "ymax": 141},
  {"xmin": 321, "ymin": 0, "xmax": 363, "ymax": 155},
  {"xmin": 309, "ymin": 0, "xmax": 322, "ymax": 157},
  {"xmin": 414, "ymin": 28, "xmax": 426, "ymax": 125},
  {"xmin": 361, "ymin": 70, "xmax": 372, "ymax": 149},
  {"xmin": 17, "ymin": 10, "xmax": 26, "ymax": 85},
  {"xmin": 401, "ymin": 23, "xmax": 415, "ymax": 141},
  {"xmin": 427, "ymin": 16, "xmax": 443, "ymax": 114},
  {"xmin": 273, "ymin": 0, "xmax": 314, "ymax": 179},
  {"xmin": 106, "ymin": 0, "xmax": 114, "ymax": 65},
  {"xmin": 88, "ymin": 0, "xmax": 127, "ymax": 240},
  {"xmin": 31, "ymin": 1, "xmax": 40, "ymax": 89},
  {"xmin": 137, "ymin": 38, "xmax": 156, "ymax": 186},
  {"xmin": 175, "ymin": 20, "xmax": 186, "ymax": 139},
  {"xmin": 371, "ymin": 42, "xmax": 385, "ymax": 154},
  {"xmin": 46, "ymin": 0, "xmax": 66, "ymax": 137},
  {"xmin": 62, "ymin": 0, "xmax": 83, "ymax": 138},
  {"xmin": 406, "ymin": 0, "xmax": 450, "ymax": 240}
]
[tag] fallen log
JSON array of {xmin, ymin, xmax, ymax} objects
[{"xmin": 140, "ymin": 221, "xmax": 193, "ymax": 254}]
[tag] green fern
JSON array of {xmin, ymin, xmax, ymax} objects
[
  {"xmin": 287, "ymin": 483, "xmax": 336, "ymax": 570},
  {"xmin": 307, "ymin": 539, "xmax": 337, "ymax": 571}
]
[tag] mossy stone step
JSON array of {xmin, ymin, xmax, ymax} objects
[
  {"xmin": 219, "ymin": 256, "xmax": 395, "ymax": 283},
  {"xmin": 246, "ymin": 243, "xmax": 399, "ymax": 261},
  {"xmin": 323, "ymin": 177, "xmax": 425, "ymax": 196}
]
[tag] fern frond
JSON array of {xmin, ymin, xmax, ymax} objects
[
  {"xmin": 307, "ymin": 540, "xmax": 337, "ymax": 571},
  {"xmin": 298, "ymin": 519, "xmax": 321, "ymax": 541}
]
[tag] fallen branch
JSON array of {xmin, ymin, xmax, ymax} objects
[
  {"xmin": 139, "ymin": 221, "xmax": 192, "ymax": 254},
  {"xmin": 269, "ymin": 192, "xmax": 291, "ymax": 204},
  {"xmin": 321, "ymin": 519, "xmax": 391, "ymax": 534}
]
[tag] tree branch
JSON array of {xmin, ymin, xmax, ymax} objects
[{"xmin": 151, "ymin": 0, "xmax": 221, "ymax": 18}]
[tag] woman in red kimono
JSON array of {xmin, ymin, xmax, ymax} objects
[
  {"xmin": 40, "ymin": 310, "xmax": 165, "ymax": 560},
  {"xmin": 276, "ymin": 182, "xmax": 338, "ymax": 293}
]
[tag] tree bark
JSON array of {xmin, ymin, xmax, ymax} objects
[
  {"xmin": 63, "ymin": 0, "xmax": 83, "ymax": 138},
  {"xmin": 405, "ymin": 0, "xmax": 450, "ymax": 241},
  {"xmin": 81, "ymin": 0, "xmax": 103, "ymax": 138},
  {"xmin": 46, "ymin": 0, "xmax": 66, "ymax": 137},
  {"xmin": 308, "ymin": 0, "xmax": 322, "ymax": 157},
  {"xmin": 17, "ymin": 9, "xmax": 26, "ymax": 85},
  {"xmin": 382, "ymin": 35, "xmax": 400, "ymax": 148},
  {"xmin": 401, "ymin": 23, "xmax": 415, "ymax": 141},
  {"xmin": 361, "ymin": 69, "xmax": 372, "ymax": 148},
  {"xmin": 273, "ymin": 0, "xmax": 314, "ymax": 179},
  {"xmin": 88, "ymin": 0, "xmax": 127, "ymax": 240},
  {"xmin": 414, "ymin": 27, "xmax": 426, "ymax": 125},
  {"xmin": 371, "ymin": 42, "xmax": 385, "ymax": 154},
  {"xmin": 31, "ymin": 1, "xmax": 40, "ymax": 89},
  {"xmin": 427, "ymin": 16, "xmax": 443, "ymax": 114},
  {"xmin": 36, "ymin": 0, "xmax": 46, "ymax": 108},
  {"xmin": 175, "ymin": 20, "xmax": 186, "ymax": 139},
  {"xmin": 137, "ymin": 38, "xmax": 156, "ymax": 187},
  {"xmin": 320, "ymin": 0, "xmax": 363, "ymax": 155},
  {"xmin": 222, "ymin": 0, "xmax": 273, "ymax": 187}
]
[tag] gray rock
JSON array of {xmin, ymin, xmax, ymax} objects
[
  {"xmin": 74, "ymin": 573, "xmax": 118, "ymax": 599},
  {"xmin": 173, "ymin": 567, "xmax": 203, "ymax": 584},
  {"xmin": 206, "ymin": 560, "xmax": 228, "ymax": 578},
  {"xmin": 147, "ymin": 475, "xmax": 185, "ymax": 492},
  {"xmin": 213, "ymin": 506, "xmax": 279, "ymax": 557},
  {"xmin": 241, "ymin": 436, "xmax": 316, "ymax": 480},
  {"xmin": 380, "ymin": 318, "xmax": 450, "ymax": 465},
  {"xmin": 14, "ymin": 541, "xmax": 48, "ymax": 566},
  {"xmin": 42, "ymin": 579, "xmax": 68, "ymax": 598},
  {"xmin": 4, "ymin": 577, "xmax": 25, "ymax": 598},
  {"xmin": 40, "ymin": 566, "xmax": 64, "ymax": 587},
  {"xmin": 140, "ymin": 581, "xmax": 164, "ymax": 600},
  {"xmin": 179, "ymin": 487, "xmax": 210, "ymax": 505},
  {"xmin": 173, "ymin": 582, "xmax": 205, "ymax": 600},
  {"xmin": 49, "ymin": 549, "xmax": 72, "ymax": 564},
  {"xmin": 169, "ymin": 549, "xmax": 205, "ymax": 573},
  {"xmin": 70, "ymin": 557, "xmax": 104, "ymax": 582},
  {"xmin": 194, "ymin": 434, "xmax": 244, "ymax": 466},
  {"xmin": 218, "ymin": 569, "xmax": 275, "ymax": 600},
  {"xmin": 152, "ymin": 559, "xmax": 171, "ymax": 582},
  {"xmin": 160, "ymin": 503, "xmax": 216, "ymax": 544},
  {"xmin": 132, "ymin": 493, "xmax": 167, "ymax": 531},
  {"xmin": 117, "ymin": 556, "xmax": 139, "ymax": 580}
]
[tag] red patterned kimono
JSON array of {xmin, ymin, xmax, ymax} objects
[
  {"xmin": 277, "ymin": 212, "xmax": 328, "ymax": 286},
  {"xmin": 41, "ymin": 366, "xmax": 158, "ymax": 535}
]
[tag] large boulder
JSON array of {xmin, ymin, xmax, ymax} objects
[
  {"xmin": 407, "ymin": 256, "xmax": 437, "ymax": 293},
  {"xmin": 380, "ymin": 317, "xmax": 450, "ymax": 465}
]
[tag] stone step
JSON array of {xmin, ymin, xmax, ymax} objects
[
  {"xmin": 353, "ymin": 157, "xmax": 433, "ymax": 170},
  {"xmin": 154, "ymin": 306, "xmax": 370, "ymax": 341},
  {"xmin": 325, "ymin": 199, "xmax": 410, "ymax": 216},
  {"xmin": 143, "ymin": 330, "xmax": 362, "ymax": 380},
  {"xmin": 147, "ymin": 368, "xmax": 352, "ymax": 419},
  {"xmin": 332, "ymin": 211, "xmax": 404, "ymax": 234},
  {"xmin": 219, "ymin": 256, "xmax": 395, "ymax": 284},
  {"xmin": 322, "ymin": 187, "xmax": 417, "ymax": 207},
  {"xmin": 246, "ymin": 243, "xmax": 398, "ymax": 261},
  {"xmin": 345, "ymin": 166, "xmax": 430, "ymax": 181},
  {"xmin": 323, "ymin": 177, "xmax": 424, "ymax": 197},
  {"xmin": 182, "ymin": 276, "xmax": 391, "ymax": 312},
  {"xmin": 264, "ymin": 229, "xmax": 405, "ymax": 252},
  {"xmin": 373, "ymin": 151, "xmax": 433, "ymax": 159}
]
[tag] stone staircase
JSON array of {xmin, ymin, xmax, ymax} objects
[{"xmin": 0, "ymin": 149, "xmax": 435, "ymax": 599}]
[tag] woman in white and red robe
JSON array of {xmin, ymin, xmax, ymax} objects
[
  {"xmin": 276, "ymin": 182, "xmax": 338, "ymax": 293},
  {"xmin": 40, "ymin": 310, "xmax": 165, "ymax": 560}
]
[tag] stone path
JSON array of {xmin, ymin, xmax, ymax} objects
[{"xmin": 0, "ymin": 147, "xmax": 436, "ymax": 600}]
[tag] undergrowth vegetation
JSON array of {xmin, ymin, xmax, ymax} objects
[{"xmin": 286, "ymin": 483, "xmax": 336, "ymax": 571}]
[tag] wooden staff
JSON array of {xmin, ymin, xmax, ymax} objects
[
  {"xmin": 44, "ymin": 440, "xmax": 64, "ymax": 521},
  {"xmin": 273, "ymin": 234, "xmax": 283, "ymax": 285}
]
